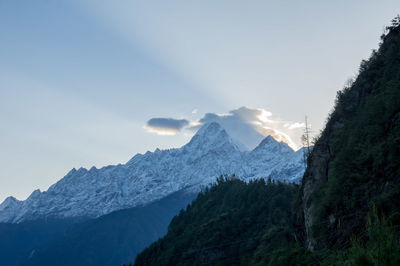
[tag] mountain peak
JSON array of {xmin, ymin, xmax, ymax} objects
[
  {"xmin": 194, "ymin": 122, "xmax": 224, "ymax": 137},
  {"xmin": 182, "ymin": 122, "xmax": 241, "ymax": 155},
  {"xmin": 259, "ymin": 135, "xmax": 277, "ymax": 146},
  {"xmin": 27, "ymin": 189, "xmax": 41, "ymax": 200},
  {"xmin": 0, "ymin": 196, "xmax": 21, "ymax": 212},
  {"xmin": 258, "ymin": 135, "xmax": 286, "ymax": 147},
  {"xmin": 252, "ymin": 135, "xmax": 293, "ymax": 153},
  {"xmin": 0, "ymin": 122, "xmax": 306, "ymax": 223},
  {"xmin": 1, "ymin": 196, "xmax": 19, "ymax": 205}
]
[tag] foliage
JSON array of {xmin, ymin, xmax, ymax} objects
[
  {"xmin": 133, "ymin": 176, "xmax": 306, "ymax": 266},
  {"xmin": 308, "ymin": 17, "xmax": 400, "ymax": 250},
  {"xmin": 250, "ymin": 225, "xmax": 315, "ymax": 266},
  {"xmin": 322, "ymin": 207, "xmax": 400, "ymax": 265}
]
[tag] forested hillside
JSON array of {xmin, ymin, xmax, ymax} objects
[
  {"xmin": 295, "ymin": 16, "xmax": 400, "ymax": 254},
  {"xmin": 133, "ymin": 177, "xmax": 309, "ymax": 265},
  {"xmin": 132, "ymin": 17, "xmax": 400, "ymax": 265}
]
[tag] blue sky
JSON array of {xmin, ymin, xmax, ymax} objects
[{"xmin": 0, "ymin": 0, "xmax": 399, "ymax": 202}]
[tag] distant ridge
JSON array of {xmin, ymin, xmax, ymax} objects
[{"xmin": 0, "ymin": 122, "xmax": 305, "ymax": 223}]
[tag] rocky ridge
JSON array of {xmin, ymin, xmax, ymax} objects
[{"xmin": 0, "ymin": 122, "xmax": 306, "ymax": 223}]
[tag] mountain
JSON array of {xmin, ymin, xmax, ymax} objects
[
  {"xmin": 0, "ymin": 122, "xmax": 305, "ymax": 223},
  {"xmin": 0, "ymin": 218, "xmax": 79, "ymax": 266},
  {"xmin": 20, "ymin": 189, "xmax": 196, "ymax": 266},
  {"xmin": 133, "ymin": 18, "xmax": 400, "ymax": 265},
  {"xmin": 0, "ymin": 189, "xmax": 196, "ymax": 266},
  {"xmin": 294, "ymin": 17, "xmax": 400, "ymax": 252}
]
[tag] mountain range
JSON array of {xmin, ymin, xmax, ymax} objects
[{"xmin": 0, "ymin": 122, "xmax": 305, "ymax": 224}]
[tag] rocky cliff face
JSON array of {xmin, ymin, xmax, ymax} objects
[
  {"xmin": 296, "ymin": 21, "xmax": 400, "ymax": 250},
  {"xmin": 297, "ymin": 107, "xmax": 351, "ymax": 250}
]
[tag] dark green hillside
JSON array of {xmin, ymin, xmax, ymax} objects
[
  {"xmin": 295, "ymin": 16, "xmax": 400, "ymax": 254},
  {"xmin": 133, "ymin": 177, "xmax": 307, "ymax": 266}
]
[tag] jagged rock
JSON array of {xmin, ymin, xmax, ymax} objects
[{"xmin": 0, "ymin": 122, "xmax": 305, "ymax": 223}]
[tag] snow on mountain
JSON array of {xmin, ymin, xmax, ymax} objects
[{"xmin": 0, "ymin": 122, "xmax": 306, "ymax": 223}]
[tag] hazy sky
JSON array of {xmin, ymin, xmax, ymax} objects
[{"xmin": 1, "ymin": 0, "xmax": 399, "ymax": 202}]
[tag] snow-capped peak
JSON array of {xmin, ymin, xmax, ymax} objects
[
  {"xmin": 258, "ymin": 135, "xmax": 277, "ymax": 146},
  {"xmin": 0, "ymin": 196, "xmax": 20, "ymax": 210},
  {"xmin": 193, "ymin": 122, "xmax": 224, "ymax": 137},
  {"xmin": 253, "ymin": 135, "xmax": 293, "ymax": 153},
  {"xmin": 184, "ymin": 122, "xmax": 239, "ymax": 152},
  {"xmin": 0, "ymin": 122, "xmax": 306, "ymax": 223}
]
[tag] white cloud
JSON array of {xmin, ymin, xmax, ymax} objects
[
  {"xmin": 146, "ymin": 107, "xmax": 307, "ymax": 150},
  {"xmin": 288, "ymin": 122, "xmax": 305, "ymax": 130},
  {"xmin": 195, "ymin": 107, "xmax": 305, "ymax": 150}
]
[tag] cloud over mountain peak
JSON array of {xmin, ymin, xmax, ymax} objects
[{"xmin": 145, "ymin": 106, "xmax": 306, "ymax": 150}]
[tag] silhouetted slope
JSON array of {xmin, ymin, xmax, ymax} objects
[
  {"xmin": 0, "ymin": 219, "xmax": 79, "ymax": 266},
  {"xmin": 295, "ymin": 17, "xmax": 400, "ymax": 251},
  {"xmin": 19, "ymin": 189, "xmax": 196, "ymax": 266},
  {"xmin": 134, "ymin": 177, "xmax": 301, "ymax": 266}
]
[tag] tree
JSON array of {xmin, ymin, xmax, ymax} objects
[{"xmin": 301, "ymin": 116, "xmax": 312, "ymax": 167}]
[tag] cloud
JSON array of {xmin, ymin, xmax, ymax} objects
[
  {"xmin": 193, "ymin": 107, "xmax": 305, "ymax": 150},
  {"xmin": 145, "ymin": 107, "xmax": 306, "ymax": 150},
  {"xmin": 145, "ymin": 118, "xmax": 189, "ymax": 135}
]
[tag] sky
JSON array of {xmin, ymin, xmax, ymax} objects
[{"xmin": 0, "ymin": 0, "xmax": 399, "ymax": 202}]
